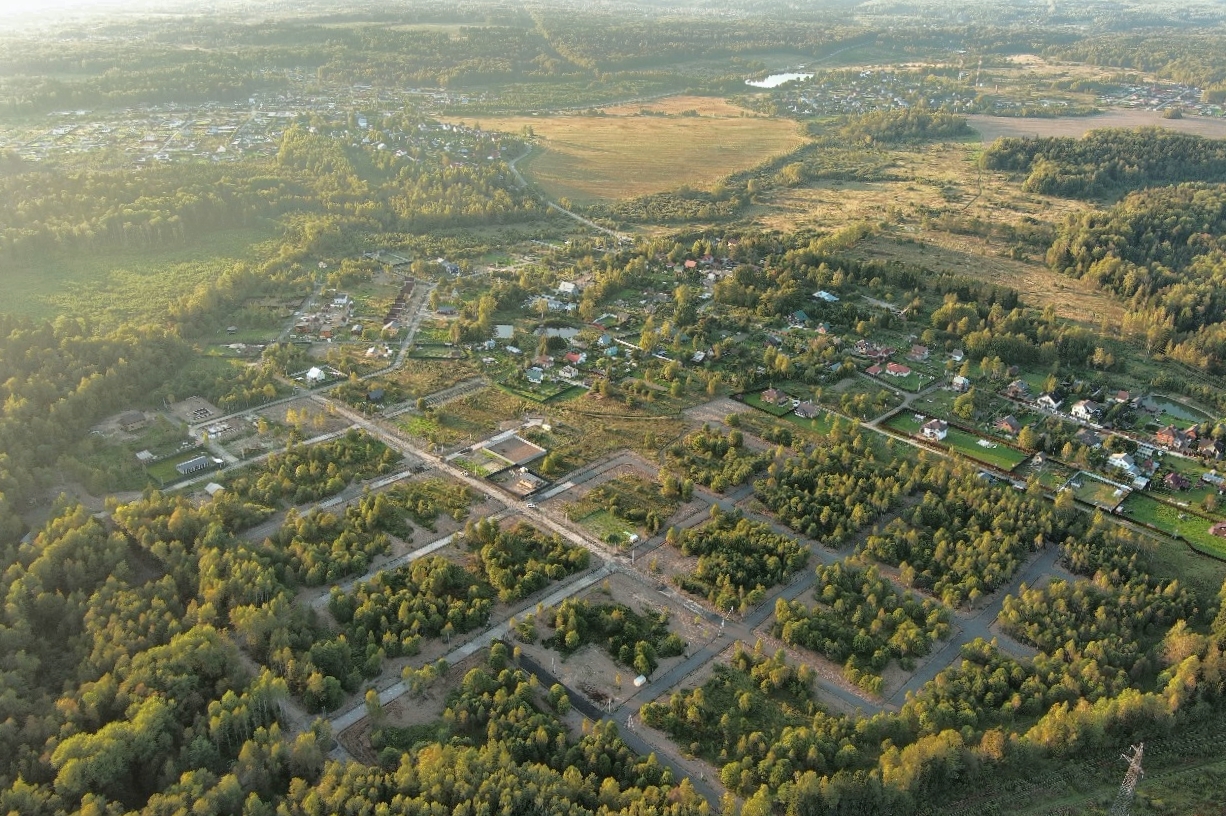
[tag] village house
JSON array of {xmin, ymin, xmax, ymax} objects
[
  {"xmin": 1074, "ymin": 428, "xmax": 1103, "ymax": 448},
  {"xmin": 866, "ymin": 363, "xmax": 883, "ymax": 376},
  {"xmin": 908, "ymin": 344, "xmax": 929, "ymax": 362},
  {"xmin": 1071, "ymin": 400, "xmax": 1101, "ymax": 422},
  {"xmin": 1198, "ymin": 437, "xmax": 1225, "ymax": 460},
  {"xmin": 951, "ymin": 375, "xmax": 971, "ymax": 393},
  {"xmin": 994, "ymin": 415, "xmax": 1022, "ymax": 436},
  {"xmin": 921, "ymin": 419, "xmax": 948, "ymax": 441},
  {"xmin": 1156, "ymin": 424, "xmax": 1196, "ymax": 451},
  {"xmin": 1163, "ymin": 472, "xmax": 1192, "ymax": 491},
  {"xmin": 761, "ymin": 387, "xmax": 790, "ymax": 406},
  {"xmin": 1004, "ymin": 379, "xmax": 1030, "ymax": 399},
  {"xmin": 795, "ymin": 400, "xmax": 821, "ymax": 420},
  {"xmin": 1036, "ymin": 393, "xmax": 1063, "ymax": 412},
  {"xmin": 885, "ymin": 362, "xmax": 911, "ymax": 377},
  {"xmin": 1108, "ymin": 452, "xmax": 1141, "ymax": 478}
]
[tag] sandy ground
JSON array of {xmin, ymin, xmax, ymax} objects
[{"xmin": 516, "ymin": 571, "xmax": 719, "ymax": 713}]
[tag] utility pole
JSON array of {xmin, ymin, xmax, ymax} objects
[{"xmin": 1109, "ymin": 743, "xmax": 1144, "ymax": 816}]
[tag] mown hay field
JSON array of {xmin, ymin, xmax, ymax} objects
[{"xmin": 468, "ymin": 96, "xmax": 806, "ymax": 202}]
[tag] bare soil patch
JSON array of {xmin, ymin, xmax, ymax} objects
[
  {"xmin": 681, "ymin": 396, "xmax": 755, "ymax": 426},
  {"xmin": 337, "ymin": 649, "xmax": 487, "ymax": 763},
  {"xmin": 517, "ymin": 571, "xmax": 718, "ymax": 715}
]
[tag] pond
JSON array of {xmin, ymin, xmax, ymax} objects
[
  {"xmin": 745, "ymin": 72, "xmax": 814, "ymax": 88},
  {"xmin": 536, "ymin": 327, "xmax": 580, "ymax": 339},
  {"xmin": 1151, "ymin": 397, "xmax": 1211, "ymax": 424}
]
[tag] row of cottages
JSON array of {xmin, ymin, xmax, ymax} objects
[
  {"xmin": 853, "ymin": 340, "xmax": 894, "ymax": 361},
  {"xmin": 1153, "ymin": 423, "xmax": 1224, "ymax": 459}
]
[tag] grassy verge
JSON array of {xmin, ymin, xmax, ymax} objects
[{"xmin": 1120, "ymin": 492, "xmax": 1226, "ymax": 560}]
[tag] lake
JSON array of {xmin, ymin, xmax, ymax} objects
[{"xmin": 745, "ymin": 72, "xmax": 813, "ymax": 89}]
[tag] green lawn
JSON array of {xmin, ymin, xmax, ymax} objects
[
  {"xmin": 5, "ymin": 225, "xmax": 280, "ymax": 325},
  {"xmin": 499, "ymin": 378, "xmax": 574, "ymax": 403},
  {"xmin": 1121, "ymin": 492, "xmax": 1226, "ymax": 560},
  {"xmin": 885, "ymin": 413, "xmax": 1028, "ymax": 470},
  {"xmin": 942, "ymin": 427, "xmax": 1030, "ymax": 471},
  {"xmin": 885, "ymin": 412, "xmax": 923, "ymax": 435},
  {"xmin": 878, "ymin": 371, "xmax": 931, "ymax": 392},
  {"xmin": 745, "ymin": 391, "xmax": 796, "ymax": 416},
  {"xmin": 783, "ymin": 409, "xmax": 840, "ymax": 436},
  {"xmin": 1069, "ymin": 473, "xmax": 1129, "ymax": 510},
  {"xmin": 573, "ymin": 509, "xmax": 637, "ymax": 546},
  {"xmin": 148, "ymin": 451, "xmax": 216, "ymax": 485}
]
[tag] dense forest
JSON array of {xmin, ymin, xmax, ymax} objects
[
  {"xmin": 1047, "ymin": 182, "xmax": 1226, "ymax": 371},
  {"xmin": 984, "ymin": 128, "xmax": 1226, "ymax": 198}
]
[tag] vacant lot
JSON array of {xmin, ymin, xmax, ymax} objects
[
  {"xmin": 473, "ymin": 96, "xmax": 806, "ymax": 202},
  {"xmin": 967, "ymin": 110, "xmax": 1226, "ymax": 142}
]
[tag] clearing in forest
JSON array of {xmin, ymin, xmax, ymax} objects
[{"xmin": 466, "ymin": 95, "xmax": 805, "ymax": 202}]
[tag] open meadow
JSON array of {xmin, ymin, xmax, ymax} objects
[
  {"xmin": 2, "ymin": 224, "xmax": 280, "ymax": 324},
  {"xmin": 467, "ymin": 96, "xmax": 806, "ymax": 202}
]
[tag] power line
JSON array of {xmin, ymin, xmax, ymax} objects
[{"xmin": 1108, "ymin": 743, "xmax": 1144, "ymax": 816}]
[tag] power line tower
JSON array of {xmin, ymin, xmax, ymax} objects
[{"xmin": 1108, "ymin": 743, "xmax": 1145, "ymax": 816}]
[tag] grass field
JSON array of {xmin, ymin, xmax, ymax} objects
[
  {"xmin": 750, "ymin": 134, "xmax": 1120, "ymax": 323},
  {"xmin": 572, "ymin": 509, "xmax": 637, "ymax": 546},
  {"xmin": 1068, "ymin": 472, "xmax": 1129, "ymax": 511},
  {"xmin": 885, "ymin": 413, "xmax": 1028, "ymax": 470},
  {"xmin": 470, "ymin": 96, "xmax": 806, "ymax": 202},
  {"xmin": 745, "ymin": 392, "xmax": 796, "ymax": 416},
  {"xmin": 1121, "ymin": 492, "xmax": 1226, "ymax": 560},
  {"xmin": 942, "ymin": 426, "xmax": 1030, "ymax": 471},
  {"xmin": 4, "ymin": 225, "xmax": 280, "ymax": 324},
  {"xmin": 966, "ymin": 109, "xmax": 1226, "ymax": 142}
]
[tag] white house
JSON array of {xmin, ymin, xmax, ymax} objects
[
  {"xmin": 1036, "ymin": 393, "xmax": 1062, "ymax": 412},
  {"xmin": 921, "ymin": 419, "xmax": 948, "ymax": 441},
  {"xmin": 1108, "ymin": 452, "xmax": 1140, "ymax": 477},
  {"xmin": 1071, "ymin": 400, "xmax": 1100, "ymax": 421},
  {"xmin": 305, "ymin": 367, "xmax": 326, "ymax": 384}
]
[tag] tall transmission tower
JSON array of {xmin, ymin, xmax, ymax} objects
[{"xmin": 1108, "ymin": 743, "xmax": 1145, "ymax": 816}]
